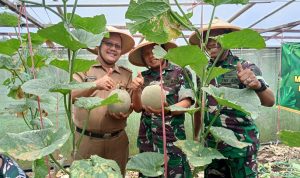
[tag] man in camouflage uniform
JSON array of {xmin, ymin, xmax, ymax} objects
[
  {"xmin": 0, "ymin": 154, "xmax": 27, "ymax": 178},
  {"xmin": 129, "ymin": 41, "xmax": 194, "ymax": 178},
  {"xmin": 189, "ymin": 19, "xmax": 275, "ymax": 178}
]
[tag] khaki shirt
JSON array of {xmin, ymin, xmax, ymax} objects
[{"xmin": 73, "ymin": 62, "xmax": 132, "ymax": 133}]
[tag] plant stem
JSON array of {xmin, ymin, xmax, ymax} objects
[
  {"xmin": 204, "ymin": 5, "xmax": 217, "ymax": 45},
  {"xmin": 49, "ymin": 154, "xmax": 70, "ymax": 175},
  {"xmin": 20, "ymin": 0, "xmax": 63, "ymax": 20},
  {"xmin": 182, "ymin": 68, "xmax": 198, "ymax": 102},
  {"xmin": 69, "ymin": 0, "xmax": 79, "ymax": 23},
  {"xmin": 201, "ymin": 109, "xmax": 221, "ymax": 143},
  {"xmin": 204, "ymin": 49, "xmax": 224, "ymax": 85},
  {"xmin": 63, "ymin": 0, "xmax": 68, "ymax": 23},
  {"xmin": 76, "ymin": 110, "xmax": 91, "ymax": 149},
  {"xmin": 181, "ymin": 32, "xmax": 189, "ymax": 44},
  {"xmin": 22, "ymin": 113, "xmax": 32, "ymax": 129}
]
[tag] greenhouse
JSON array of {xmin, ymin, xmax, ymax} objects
[{"xmin": 0, "ymin": 0, "xmax": 299, "ymax": 177}]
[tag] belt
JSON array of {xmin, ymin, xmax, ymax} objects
[{"xmin": 76, "ymin": 127, "xmax": 122, "ymax": 139}]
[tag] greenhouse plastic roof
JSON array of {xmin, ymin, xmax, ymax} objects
[{"xmin": 0, "ymin": 0, "xmax": 300, "ymax": 47}]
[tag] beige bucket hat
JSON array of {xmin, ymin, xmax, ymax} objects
[
  {"xmin": 189, "ymin": 18, "xmax": 241, "ymax": 45},
  {"xmin": 88, "ymin": 26, "xmax": 135, "ymax": 55},
  {"xmin": 128, "ymin": 40, "xmax": 177, "ymax": 67}
]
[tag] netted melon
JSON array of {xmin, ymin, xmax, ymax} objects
[
  {"xmin": 107, "ymin": 89, "xmax": 131, "ymax": 113},
  {"xmin": 141, "ymin": 85, "xmax": 165, "ymax": 110}
]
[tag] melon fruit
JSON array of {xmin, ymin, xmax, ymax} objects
[
  {"xmin": 141, "ymin": 85, "xmax": 165, "ymax": 110},
  {"xmin": 107, "ymin": 89, "xmax": 131, "ymax": 113}
]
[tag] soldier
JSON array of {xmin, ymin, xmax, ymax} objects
[
  {"xmin": 129, "ymin": 40, "xmax": 194, "ymax": 178},
  {"xmin": 71, "ymin": 26, "xmax": 135, "ymax": 176},
  {"xmin": 189, "ymin": 18, "xmax": 275, "ymax": 178}
]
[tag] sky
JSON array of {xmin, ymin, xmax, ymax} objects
[{"xmin": 0, "ymin": 0, "xmax": 299, "ymax": 47}]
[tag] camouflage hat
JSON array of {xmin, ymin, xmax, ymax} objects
[
  {"xmin": 87, "ymin": 26, "xmax": 135, "ymax": 55},
  {"xmin": 128, "ymin": 40, "xmax": 177, "ymax": 67},
  {"xmin": 189, "ymin": 18, "xmax": 241, "ymax": 45}
]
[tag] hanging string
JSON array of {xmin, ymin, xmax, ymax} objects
[{"xmin": 159, "ymin": 61, "xmax": 168, "ymax": 178}]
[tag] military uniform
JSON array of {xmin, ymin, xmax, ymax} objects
[
  {"xmin": 73, "ymin": 63, "xmax": 132, "ymax": 175},
  {"xmin": 0, "ymin": 154, "xmax": 27, "ymax": 178},
  {"xmin": 138, "ymin": 62, "xmax": 194, "ymax": 178},
  {"xmin": 203, "ymin": 54, "xmax": 266, "ymax": 178}
]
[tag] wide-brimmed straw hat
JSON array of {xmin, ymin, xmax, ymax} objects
[
  {"xmin": 128, "ymin": 40, "xmax": 177, "ymax": 67},
  {"xmin": 87, "ymin": 26, "xmax": 135, "ymax": 55},
  {"xmin": 189, "ymin": 18, "xmax": 241, "ymax": 45}
]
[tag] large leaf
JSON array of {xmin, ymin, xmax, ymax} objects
[
  {"xmin": 126, "ymin": 0, "xmax": 181, "ymax": 43},
  {"xmin": 217, "ymin": 29, "xmax": 265, "ymax": 49},
  {"xmin": 202, "ymin": 85, "xmax": 260, "ymax": 119},
  {"xmin": 27, "ymin": 55, "xmax": 46, "ymax": 68},
  {"xmin": 38, "ymin": 22, "xmax": 86, "ymax": 51},
  {"xmin": 71, "ymin": 29, "xmax": 104, "ymax": 48},
  {"xmin": 50, "ymin": 58, "xmax": 98, "ymax": 73},
  {"xmin": 165, "ymin": 45, "xmax": 208, "ymax": 67},
  {"xmin": 22, "ymin": 32, "xmax": 46, "ymax": 46},
  {"xmin": 206, "ymin": 67, "xmax": 232, "ymax": 84},
  {"xmin": 279, "ymin": 130, "xmax": 300, "ymax": 147},
  {"xmin": 74, "ymin": 94, "xmax": 121, "ymax": 110},
  {"xmin": 0, "ymin": 12, "xmax": 18, "ymax": 27},
  {"xmin": 210, "ymin": 127, "xmax": 251, "ymax": 149},
  {"xmin": 0, "ymin": 128, "xmax": 70, "ymax": 161},
  {"xmin": 204, "ymin": 0, "xmax": 248, "ymax": 6},
  {"xmin": 153, "ymin": 45, "xmax": 167, "ymax": 59},
  {"xmin": 49, "ymin": 82, "xmax": 96, "ymax": 95},
  {"xmin": 0, "ymin": 38, "xmax": 20, "ymax": 56},
  {"xmin": 33, "ymin": 158, "xmax": 48, "ymax": 178},
  {"xmin": 70, "ymin": 155, "xmax": 122, "ymax": 178},
  {"xmin": 5, "ymin": 103, "xmax": 28, "ymax": 114},
  {"xmin": 30, "ymin": 117, "xmax": 54, "ymax": 129},
  {"xmin": 126, "ymin": 152, "xmax": 164, "ymax": 177},
  {"xmin": 175, "ymin": 140, "xmax": 225, "ymax": 167},
  {"xmin": 69, "ymin": 14, "xmax": 106, "ymax": 34}
]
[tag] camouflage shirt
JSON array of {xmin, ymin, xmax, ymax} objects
[
  {"xmin": 0, "ymin": 154, "xmax": 27, "ymax": 178},
  {"xmin": 204, "ymin": 54, "xmax": 265, "ymax": 158}
]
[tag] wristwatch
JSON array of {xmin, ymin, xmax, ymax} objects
[{"xmin": 254, "ymin": 79, "xmax": 267, "ymax": 93}]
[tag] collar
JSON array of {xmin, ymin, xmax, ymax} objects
[{"xmin": 143, "ymin": 61, "xmax": 174, "ymax": 75}]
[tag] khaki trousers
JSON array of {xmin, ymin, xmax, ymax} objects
[{"xmin": 74, "ymin": 130, "xmax": 129, "ymax": 176}]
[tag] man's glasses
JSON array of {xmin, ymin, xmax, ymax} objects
[{"xmin": 102, "ymin": 40, "xmax": 122, "ymax": 50}]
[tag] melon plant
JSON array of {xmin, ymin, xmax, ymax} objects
[
  {"xmin": 141, "ymin": 85, "xmax": 165, "ymax": 110},
  {"xmin": 108, "ymin": 89, "xmax": 131, "ymax": 113}
]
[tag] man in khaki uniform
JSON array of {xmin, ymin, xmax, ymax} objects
[{"xmin": 71, "ymin": 26, "xmax": 135, "ymax": 175}]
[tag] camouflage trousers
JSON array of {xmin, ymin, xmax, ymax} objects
[{"xmin": 204, "ymin": 154, "xmax": 258, "ymax": 178}]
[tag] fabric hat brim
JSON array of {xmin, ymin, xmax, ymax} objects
[
  {"xmin": 128, "ymin": 41, "xmax": 177, "ymax": 67},
  {"xmin": 88, "ymin": 26, "xmax": 135, "ymax": 55},
  {"xmin": 189, "ymin": 19, "xmax": 241, "ymax": 45}
]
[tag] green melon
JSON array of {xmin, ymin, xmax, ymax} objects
[
  {"xmin": 141, "ymin": 85, "xmax": 165, "ymax": 110},
  {"xmin": 107, "ymin": 89, "xmax": 131, "ymax": 113}
]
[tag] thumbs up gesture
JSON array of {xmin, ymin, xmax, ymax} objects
[
  {"xmin": 94, "ymin": 68, "xmax": 115, "ymax": 91},
  {"xmin": 237, "ymin": 62, "xmax": 261, "ymax": 90},
  {"xmin": 131, "ymin": 71, "xmax": 144, "ymax": 91}
]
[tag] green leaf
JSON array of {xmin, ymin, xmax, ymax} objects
[
  {"xmin": 70, "ymin": 155, "xmax": 122, "ymax": 178},
  {"xmin": 165, "ymin": 105, "xmax": 199, "ymax": 115},
  {"xmin": 5, "ymin": 103, "xmax": 28, "ymax": 114},
  {"xmin": 0, "ymin": 38, "xmax": 20, "ymax": 56},
  {"xmin": 217, "ymin": 29, "xmax": 265, "ymax": 49},
  {"xmin": 69, "ymin": 14, "xmax": 106, "ymax": 34},
  {"xmin": 21, "ymin": 78, "xmax": 58, "ymax": 96},
  {"xmin": 153, "ymin": 45, "xmax": 167, "ymax": 59},
  {"xmin": 210, "ymin": 127, "xmax": 251, "ymax": 149},
  {"xmin": 26, "ymin": 96, "xmax": 58, "ymax": 113},
  {"xmin": 49, "ymin": 82, "xmax": 96, "ymax": 95},
  {"xmin": 22, "ymin": 32, "xmax": 45, "ymax": 46},
  {"xmin": 0, "ymin": 12, "xmax": 18, "ymax": 27},
  {"xmin": 206, "ymin": 67, "xmax": 231, "ymax": 84},
  {"xmin": 126, "ymin": 152, "xmax": 164, "ymax": 177},
  {"xmin": 27, "ymin": 55, "xmax": 46, "ymax": 68},
  {"xmin": 278, "ymin": 87, "xmax": 297, "ymax": 108},
  {"xmin": 165, "ymin": 45, "xmax": 208, "ymax": 67},
  {"xmin": 126, "ymin": 0, "xmax": 181, "ymax": 43},
  {"xmin": 174, "ymin": 140, "xmax": 225, "ymax": 167},
  {"xmin": 49, "ymin": 58, "xmax": 98, "ymax": 73},
  {"xmin": 202, "ymin": 85, "xmax": 260, "ymax": 119},
  {"xmin": 74, "ymin": 94, "xmax": 121, "ymax": 110},
  {"xmin": 0, "ymin": 128, "xmax": 70, "ymax": 161},
  {"xmin": 204, "ymin": 0, "xmax": 248, "ymax": 6},
  {"xmin": 38, "ymin": 22, "xmax": 86, "ymax": 51},
  {"xmin": 33, "ymin": 158, "xmax": 48, "ymax": 178},
  {"xmin": 71, "ymin": 29, "xmax": 104, "ymax": 48},
  {"xmin": 30, "ymin": 117, "xmax": 54, "ymax": 129},
  {"xmin": 279, "ymin": 130, "xmax": 300, "ymax": 147}
]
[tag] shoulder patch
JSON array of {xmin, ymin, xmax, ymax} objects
[{"xmin": 119, "ymin": 66, "xmax": 132, "ymax": 73}]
